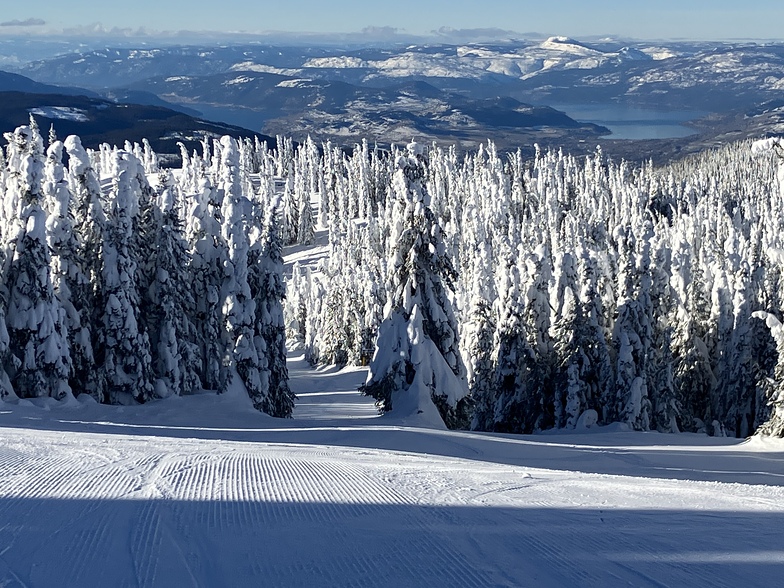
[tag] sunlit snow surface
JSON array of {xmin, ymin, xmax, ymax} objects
[
  {"xmin": 2, "ymin": 231, "xmax": 784, "ymax": 586},
  {"xmin": 2, "ymin": 352, "xmax": 784, "ymax": 587}
]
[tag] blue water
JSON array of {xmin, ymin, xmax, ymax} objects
[
  {"xmin": 551, "ymin": 104, "xmax": 706, "ymax": 140},
  {"xmin": 191, "ymin": 103, "xmax": 267, "ymax": 133}
]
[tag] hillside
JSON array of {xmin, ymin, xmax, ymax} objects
[
  {"xmin": 0, "ymin": 90, "xmax": 274, "ymax": 157},
  {"xmin": 2, "ymin": 103, "xmax": 784, "ymax": 584}
]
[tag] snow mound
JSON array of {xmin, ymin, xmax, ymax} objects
[{"xmin": 576, "ymin": 409, "xmax": 599, "ymax": 429}]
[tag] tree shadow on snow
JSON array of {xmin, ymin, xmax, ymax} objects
[{"xmin": 0, "ymin": 497, "xmax": 782, "ymax": 587}]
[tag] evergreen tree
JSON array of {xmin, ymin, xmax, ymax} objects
[
  {"xmin": 551, "ymin": 252, "xmax": 588, "ymax": 428},
  {"xmin": 487, "ymin": 254, "xmax": 531, "ymax": 433},
  {"xmin": 44, "ymin": 139, "xmax": 92, "ymax": 398},
  {"xmin": 3, "ymin": 124, "xmax": 71, "ymax": 399},
  {"xmin": 100, "ymin": 151, "xmax": 154, "ymax": 404},
  {"xmin": 219, "ymin": 136, "xmax": 264, "ymax": 402},
  {"xmin": 147, "ymin": 171, "xmax": 201, "ymax": 396},
  {"xmin": 248, "ymin": 205, "xmax": 295, "ymax": 416},
  {"xmin": 611, "ymin": 226, "xmax": 652, "ymax": 430},
  {"xmin": 752, "ymin": 311, "xmax": 784, "ymax": 436},
  {"xmin": 361, "ymin": 143, "xmax": 471, "ymax": 429},
  {"xmin": 64, "ymin": 135, "xmax": 105, "ymax": 399},
  {"xmin": 576, "ymin": 247, "xmax": 614, "ymax": 423}
]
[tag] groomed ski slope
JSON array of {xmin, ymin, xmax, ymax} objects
[{"xmin": 2, "ymin": 351, "xmax": 784, "ymax": 587}]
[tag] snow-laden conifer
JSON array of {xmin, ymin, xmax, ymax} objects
[
  {"xmin": 147, "ymin": 171, "xmax": 201, "ymax": 397},
  {"xmin": 361, "ymin": 143, "xmax": 470, "ymax": 429},
  {"xmin": 3, "ymin": 124, "xmax": 71, "ymax": 399},
  {"xmin": 219, "ymin": 135, "xmax": 265, "ymax": 402},
  {"xmin": 248, "ymin": 204, "xmax": 295, "ymax": 416},
  {"xmin": 185, "ymin": 154, "xmax": 229, "ymax": 391},
  {"xmin": 100, "ymin": 151, "xmax": 154, "ymax": 404},
  {"xmin": 64, "ymin": 135, "xmax": 105, "ymax": 399},
  {"xmin": 752, "ymin": 311, "xmax": 784, "ymax": 436},
  {"xmin": 611, "ymin": 225, "xmax": 653, "ymax": 430},
  {"xmin": 43, "ymin": 139, "xmax": 94, "ymax": 397}
]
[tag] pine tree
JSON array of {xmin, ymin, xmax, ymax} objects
[
  {"xmin": 248, "ymin": 205, "xmax": 295, "ymax": 416},
  {"xmin": 186, "ymin": 167, "xmax": 229, "ymax": 392},
  {"xmin": 576, "ymin": 247, "xmax": 614, "ymax": 423},
  {"xmin": 752, "ymin": 311, "xmax": 784, "ymax": 436},
  {"xmin": 44, "ymin": 139, "xmax": 92, "ymax": 398},
  {"xmin": 551, "ymin": 252, "xmax": 588, "ymax": 428},
  {"xmin": 361, "ymin": 143, "xmax": 471, "ymax": 429},
  {"xmin": 3, "ymin": 124, "xmax": 71, "ymax": 400},
  {"xmin": 219, "ymin": 135, "xmax": 264, "ymax": 402},
  {"xmin": 147, "ymin": 171, "xmax": 201, "ymax": 397},
  {"xmin": 648, "ymin": 237, "xmax": 679, "ymax": 432},
  {"xmin": 64, "ymin": 135, "xmax": 105, "ymax": 400},
  {"xmin": 611, "ymin": 225, "xmax": 652, "ymax": 430},
  {"xmin": 0, "ymin": 237, "xmax": 15, "ymax": 400},
  {"xmin": 100, "ymin": 151, "xmax": 154, "ymax": 404},
  {"xmin": 465, "ymin": 264, "xmax": 497, "ymax": 429},
  {"xmin": 487, "ymin": 254, "xmax": 531, "ymax": 433},
  {"xmin": 671, "ymin": 238, "xmax": 714, "ymax": 432}
]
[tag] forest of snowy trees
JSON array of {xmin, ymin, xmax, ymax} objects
[
  {"xmin": 0, "ymin": 117, "xmax": 294, "ymax": 417},
  {"xmin": 282, "ymin": 136, "xmax": 784, "ymax": 439},
  {"xmin": 4, "ymin": 114, "xmax": 784, "ymax": 439}
]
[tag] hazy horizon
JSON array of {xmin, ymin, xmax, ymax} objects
[{"xmin": 1, "ymin": 1, "xmax": 783, "ymax": 45}]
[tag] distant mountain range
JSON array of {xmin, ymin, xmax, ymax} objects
[{"xmin": 5, "ymin": 36, "xmax": 784, "ymax": 159}]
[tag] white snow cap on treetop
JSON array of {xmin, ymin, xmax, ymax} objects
[
  {"xmin": 407, "ymin": 141, "xmax": 424, "ymax": 157},
  {"xmin": 63, "ymin": 135, "xmax": 91, "ymax": 175},
  {"xmin": 5, "ymin": 125, "xmax": 31, "ymax": 143},
  {"xmin": 752, "ymin": 137, "xmax": 784, "ymax": 155}
]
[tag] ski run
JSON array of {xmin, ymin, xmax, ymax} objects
[
  {"xmin": 2, "ymin": 122, "xmax": 784, "ymax": 585},
  {"xmin": 2, "ymin": 351, "xmax": 784, "ymax": 587}
]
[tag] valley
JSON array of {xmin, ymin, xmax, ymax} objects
[{"xmin": 4, "ymin": 36, "xmax": 784, "ymax": 161}]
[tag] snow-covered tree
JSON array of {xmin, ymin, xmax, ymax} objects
[
  {"xmin": 64, "ymin": 135, "xmax": 105, "ymax": 399},
  {"xmin": 752, "ymin": 311, "xmax": 784, "ymax": 436},
  {"xmin": 248, "ymin": 204, "xmax": 295, "ymax": 416},
  {"xmin": 100, "ymin": 151, "xmax": 154, "ymax": 404},
  {"xmin": 147, "ymin": 171, "xmax": 201, "ymax": 397},
  {"xmin": 3, "ymin": 124, "xmax": 71, "ymax": 399},
  {"xmin": 361, "ymin": 143, "xmax": 471, "ymax": 429}
]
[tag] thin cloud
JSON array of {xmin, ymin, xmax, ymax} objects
[
  {"xmin": 360, "ymin": 26, "xmax": 400, "ymax": 37},
  {"xmin": 0, "ymin": 18, "xmax": 46, "ymax": 27},
  {"xmin": 432, "ymin": 27, "xmax": 529, "ymax": 42}
]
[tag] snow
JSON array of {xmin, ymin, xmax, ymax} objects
[
  {"xmin": 3, "ymin": 361, "xmax": 784, "ymax": 587},
  {"xmin": 303, "ymin": 56, "xmax": 368, "ymax": 69},
  {"xmin": 275, "ymin": 79, "xmax": 317, "ymax": 88},
  {"xmin": 28, "ymin": 107, "xmax": 89, "ymax": 122},
  {"xmin": 752, "ymin": 136, "xmax": 784, "ymax": 155},
  {"xmin": 229, "ymin": 62, "xmax": 299, "ymax": 76},
  {"xmin": 223, "ymin": 75, "xmax": 254, "ymax": 86}
]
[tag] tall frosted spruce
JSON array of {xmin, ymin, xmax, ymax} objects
[
  {"xmin": 3, "ymin": 123, "xmax": 71, "ymax": 400},
  {"xmin": 248, "ymin": 203, "xmax": 295, "ymax": 417},
  {"xmin": 100, "ymin": 151, "xmax": 154, "ymax": 404},
  {"xmin": 361, "ymin": 142, "xmax": 471, "ymax": 429},
  {"xmin": 64, "ymin": 135, "xmax": 106, "ymax": 400}
]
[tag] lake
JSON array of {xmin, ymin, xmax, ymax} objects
[
  {"xmin": 191, "ymin": 103, "xmax": 267, "ymax": 134},
  {"xmin": 550, "ymin": 104, "xmax": 706, "ymax": 140}
]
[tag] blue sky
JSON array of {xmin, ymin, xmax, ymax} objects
[{"xmin": 2, "ymin": 1, "xmax": 783, "ymax": 40}]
